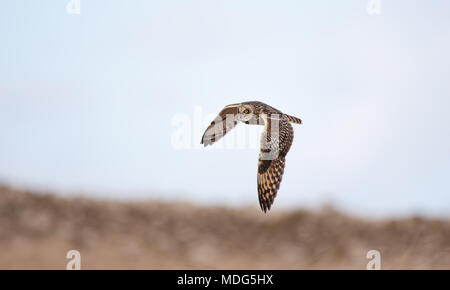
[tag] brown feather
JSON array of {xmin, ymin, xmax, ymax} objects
[
  {"xmin": 257, "ymin": 117, "xmax": 293, "ymax": 212},
  {"xmin": 200, "ymin": 104, "xmax": 239, "ymax": 146},
  {"xmin": 285, "ymin": 114, "xmax": 302, "ymax": 124}
]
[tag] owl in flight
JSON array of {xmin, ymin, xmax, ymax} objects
[{"xmin": 201, "ymin": 101, "xmax": 302, "ymax": 213}]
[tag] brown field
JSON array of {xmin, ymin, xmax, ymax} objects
[{"xmin": 0, "ymin": 185, "xmax": 449, "ymax": 269}]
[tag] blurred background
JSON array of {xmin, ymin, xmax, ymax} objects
[{"xmin": 1, "ymin": 0, "xmax": 450, "ymax": 269}]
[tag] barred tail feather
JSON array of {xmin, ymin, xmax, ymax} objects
[{"xmin": 285, "ymin": 114, "xmax": 302, "ymax": 124}]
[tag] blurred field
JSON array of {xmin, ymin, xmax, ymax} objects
[{"xmin": 0, "ymin": 185, "xmax": 450, "ymax": 269}]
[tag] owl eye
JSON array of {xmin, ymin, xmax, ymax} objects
[{"xmin": 243, "ymin": 109, "xmax": 250, "ymax": 114}]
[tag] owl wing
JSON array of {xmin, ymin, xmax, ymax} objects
[
  {"xmin": 257, "ymin": 115, "xmax": 294, "ymax": 212},
  {"xmin": 201, "ymin": 104, "xmax": 240, "ymax": 146}
]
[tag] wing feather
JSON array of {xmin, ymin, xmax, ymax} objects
[
  {"xmin": 201, "ymin": 104, "xmax": 239, "ymax": 146},
  {"xmin": 257, "ymin": 116, "xmax": 293, "ymax": 212}
]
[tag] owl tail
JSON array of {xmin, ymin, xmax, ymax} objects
[{"xmin": 285, "ymin": 114, "xmax": 302, "ymax": 125}]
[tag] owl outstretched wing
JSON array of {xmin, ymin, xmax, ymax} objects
[
  {"xmin": 201, "ymin": 104, "xmax": 240, "ymax": 146},
  {"xmin": 257, "ymin": 116, "xmax": 294, "ymax": 212}
]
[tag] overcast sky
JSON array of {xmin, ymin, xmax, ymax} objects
[{"xmin": 1, "ymin": 1, "xmax": 450, "ymax": 217}]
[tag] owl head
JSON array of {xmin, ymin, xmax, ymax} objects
[{"xmin": 236, "ymin": 103, "xmax": 254, "ymax": 122}]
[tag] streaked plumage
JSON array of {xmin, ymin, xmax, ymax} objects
[{"xmin": 201, "ymin": 101, "xmax": 302, "ymax": 213}]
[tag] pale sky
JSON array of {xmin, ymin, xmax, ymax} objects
[{"xmin": 1, "ymin": 1, "xmax": 450, "ymax": 217}]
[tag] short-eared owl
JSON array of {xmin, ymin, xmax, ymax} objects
[{"xmin": 201, "ymin": 101, "xmax": 302, "ymax": 213}]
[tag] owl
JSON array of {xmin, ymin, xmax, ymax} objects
[{"xmin": 201, "ymin": 101, "xmax": 302, "ymax": 213}]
